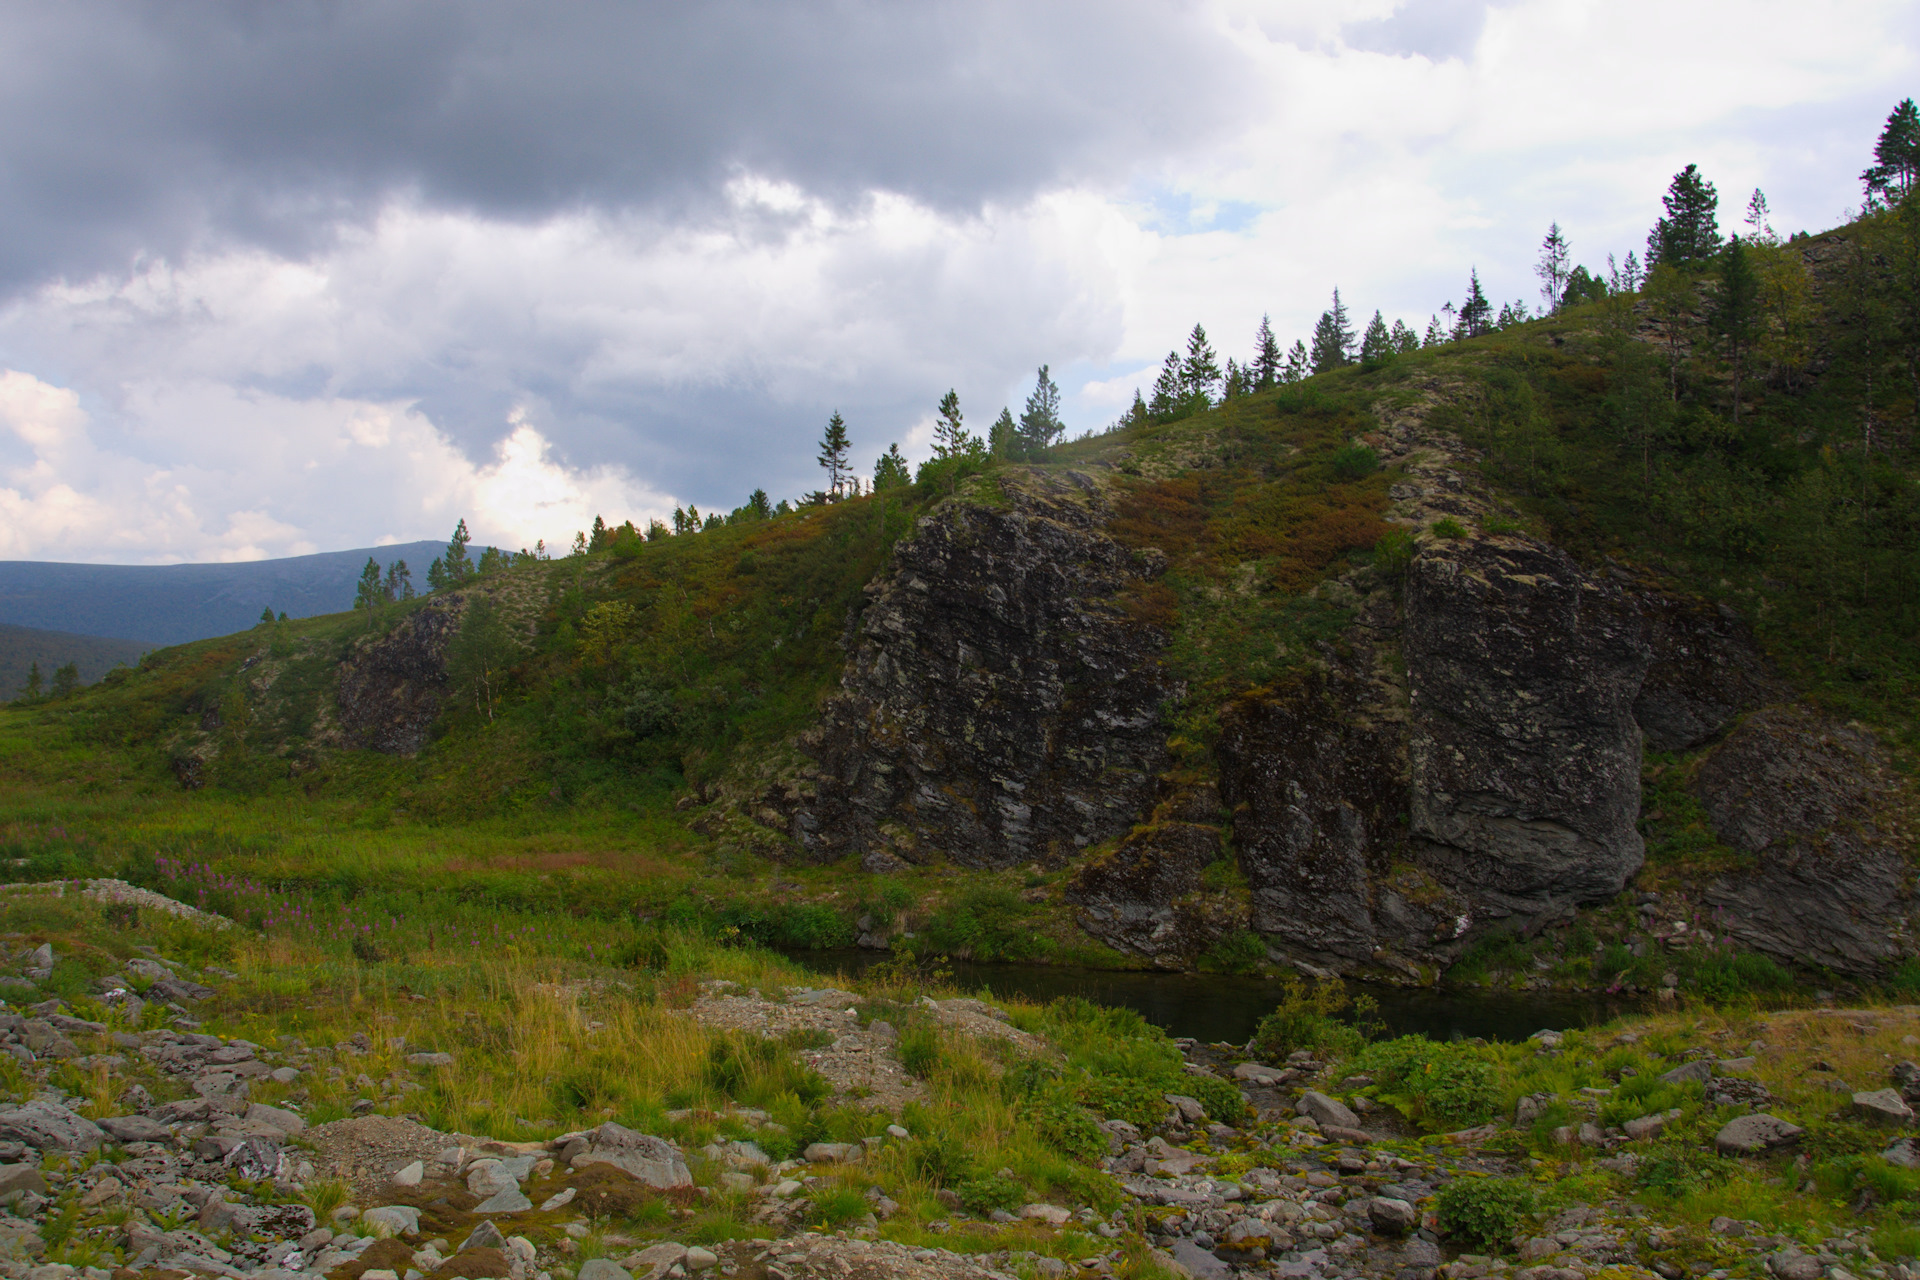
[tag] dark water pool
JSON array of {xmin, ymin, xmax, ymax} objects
[{"xmin": 784, "ymin": 949, "xmax": 1641, "ymax": 1045}]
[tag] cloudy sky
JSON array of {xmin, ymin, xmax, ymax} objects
[{"xmin": 0, "ymin": 1, "xmax": 1913, "ymax": 564}]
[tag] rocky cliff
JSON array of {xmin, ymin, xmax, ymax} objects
[{"xmin": 335, "ymin": 603, "xmax": 461, "ymax": 755}]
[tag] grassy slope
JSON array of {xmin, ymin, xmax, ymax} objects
[{"xmin": 0, "ymin": 220, "xmax": 1916, "ymax": 995}]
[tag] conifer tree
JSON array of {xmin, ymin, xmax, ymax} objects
[
  {"xmin": 1281, "ymin": 340, "xmax": 1309, "ymax": 383},
  {"xmin": 1148, "ymin": 351, "xmax": 1183, "ymax": 416},
  {"xmin": 51, "ymin": 663, "xmax": 78, "ymax": 698},
  {"xmin": 1744, "ymin": 189, "xmax": 1777, "ymax": 244},
  {"xmin": 1358, "ymin": 311, "xmax": 1393, "ymax": 368},
  {"xmin": 570, "ymin": 531, "xmax": 588, "ymax": 555},
  {"xmin": 672, "ymin": 507, "xmax": 689, "ymax": 534},
  {"xmin": 1424, "ymin": 314, "xmax": 1446, "ymax": 346},
  {"xmin": 874, "ymin": 444, "xmax": 911, "ymax": 489},
  {"xmin": 21, "ymin": 662, "xmax": 41, "ymax": 702},
  {"xmin": 990, "ymin": 407, "xmax": 1017, "ymax": 459},
  {"xmin": 933, "ymin": 390, "xmax": 969, "ymax": 459},
  {"xmin": 1252, "ymin": 314, "xmax": 1282, "ymax": 389},
  {"xmin": 385, "ymin": 560, "xmax": 414, "ymax": 600},
  {"xmin": 444, "ymin": 519, "xmax": 473, "ymax": 583},
  {"xmin": 817, "ymin": 411, "xmax": 852, "ymax": 498},
  {"xmin": 1646, "ymin": 164, "xmax": 1721, "ymax": 268},
  {"xmin": 1711, "ymin": 235, "xmax": 1761, "ymax": 427},
  {"xmin": 354, "ymin": 557, "xmax": 384, "ymax": 618},
  {"xmin": 1018, "ymin": 365, "xmax": 1065, "ymax": 456},
  {"xmin": 1310, "ymin": 290, "xmax": 1355, "ymax": 373},
  {"xmin": 749, "ymin": 488, "xmax": 772, "ymax": 518},
  {"xmin": 1863, "ymin": 98, "xmax": 1920, "ymax": 205},
  {"xmin": 259, "ymin": 605, "xmax": 275, "ymax": 625},
  {"xmin": 1536, "ymin": 222, "xmax": 1571, "ymax": 314},
  {"xmin": 646, "ymin": 519, "xmax": 669, "ymax": 540},
  {"xmin": 427, "ymin": 557, "xmax": 446, "ymax": 590},
  {"xmin": 1454, "ymin": 269, "xmax": 1492, "ymax": 338},
  {"xmin": 1222, "ymin": 357, "xmax": 1241, "ymax": 400},
  {"xmin": 686, "ymin": 504, "xmax": 703, "ymax": 530},
  {"xmin": 1179, "ymin": 325, "xmax": 1221, "ymax": 404},
  {"xmin": 588, "ymin": 515, "xmax": 609, "ymax": 552},
  {"xmin": 476, "ymin": 545, "xmax": 507, "ymax": 575},
  {"xmin": 1389, "ymin": 318, "xmax": 1420, "ymax": 354}
]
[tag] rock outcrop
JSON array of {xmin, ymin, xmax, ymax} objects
[
  {"xmin": 1404, "ymin": 536, "xmax": 1651, "ymax": 920},
  {"xmin": 1065, "ymin": 785, "xmax": 1239, "ymax": 965},
  {"xmin": 794, "ymin": 475, "xmax": 1172, "ymax": 868},
  {"xmin": 1633, "ymin": 588, "xmax": 1779, "ymax": 751},
  {"xmin": 335, "ymin": 603, "xmax": 461, "ymax": 755},
  {"xmin": 1698, "ymin": 705, "xmax": 1917, "ymax": 973}
]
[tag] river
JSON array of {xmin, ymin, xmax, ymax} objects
[{"xmin": 786, "ymin": 949, "xmax": 1641, "ymax": 1045}]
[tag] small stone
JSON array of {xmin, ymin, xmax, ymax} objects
[
  {"xmin": 683, "ymin": 1246, "xmax": 718, "ymax": 1271},
  {"xmin": 1883, "ymin": 1137, "xmax": 1920, "ymax": 1170},
  {"xmin": 1661, "ymin": 1060, "xmax": 1713, "ymax": 1085},
  {"xmin": 886, "ymin": 1124, "xmax": 910, "ymax": 1140},
  {"xmin": 1851, "ymin": 1089, "xmax": 1915, "ymax": 1128},
  {"xmin": 1716, "ymin": 1114, "xmax": 1804, "ymax": 1155},
  {"xmin": 1021, "ymin": 1203, "xmax": 1071, "ymax": 1225},
  {"xmin": 1770, "ymin": 1253, "xmax": 1823, "ymax": 1280},
  {"xmin": 623, "ymin": 1242, "xmax": 686, "ymax": 1274},
  {"xmin": 270, "ymin": 1066, "xmax": 301, "ymax": 1084},
  {"xmin": 392, "ymin": 1161, "xmax": 424, "ymax": 1187},
  {"xmin": 1164, "ymin": 1094, "xmax": 1208, "ymax": 1125},
  {"xmin": 245, "ymin": 1101, "xmax": 307, "ymax": 1135},
  {"xmin": 1369, "ymin": 1198, "xmax": 1417, "ymax": 1234},
  {"xmin": 720, "ymin": 1171, "xmax": 755, "ymax": 1193},
  {"xmin": 406, "ymin": 1052, "xmax": 455, "ymax": 1067},
  {"xmin": 474, "ymin": 1186, "xmax": 533, "ymax": 1214},
  {"xmin": 460, "ymin": 1221, "xmax": 507, "ymax": 1253},
  {"xmin": 539, "ymin": 1188, "xmax": 577, "ymax": 1211},
  {"xmin": 802, "ymin": 1141, "xmax": 861, "ymax": 1163},
  {"xmin": 361, "ymin": 1206, "xmax": 422, "ymax": 1236},
  {"xmin": 576, "ymin": 1260, "xmax": 632, "ymax": 1280},
  {"xmin": 1297, "ymin": 1090, "xmax": 1361, "ymax": 1130}
]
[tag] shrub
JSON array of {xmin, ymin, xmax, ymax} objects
[
  {"xmin": 1636, "ymin": 1142, "xmax": 1734, "ymax": 1198},
  {"xmin": 1435, "ymin": 1176, "xmax": 1532, "ymax": 1252},
  {"xmin": 1022, "ymin": 1091, "xmax": 1107, "ymax": 1160},
  {"xmin": 1430, "ymin": 517, "xmax": 1467, "ymax": 539},
  {"xmin": 807, "ymin": 1187, "xmax": 869, "ymax": 1227},
  {"xmin": 1079, "ymin": 1074, "xmax": 1177, "ymax": 1130},
  {"xmin": 1892, "ymin": 958, "xmax": 1920, "ymax": 997},
  {"xmin": 1250, "ymin": 976, "xmax": 1357, "ymax": 1062},
  {"xmin": 1349, "ymin": 1036, "xmax": 1500, "ymax": 1130},
  {"xmin": 1331, "ymin": 444, "xmax": 1379, "ymax": 481},
  {"xmin": 1186, "ymin": 1074, "xmax": 1249, "ymax": 1127},
  {"xmin": 957, "ymin": 1174, "xmax": 1025, "ymax": 1215},
  {"xmin": 1197, "ymin": 929, "xmax": 1266, "ymax": 975},
  {"xmin": 1372, "ymin": 528, "xmax": 1415, "ymax": 578},
  {"xmin": 1688, "ymin": 949, "xmax": 1793, "ymax": 999},
  {"xmin": 901, "ymin": 1120, "xmax": 973, "ymax": 1186}
]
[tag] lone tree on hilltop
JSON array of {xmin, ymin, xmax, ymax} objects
[
  {"xmin": 1454, "ymin": 269, "xmax": 1492, "ymax": 339},
  {"xmin": 818, "ymin": 411, "xmax": 852, "ymax": 498},
  {"xmin": 1536, "ymin": 222, "xmax": 1571, "ymax": 314},
  {"xmin": 443, "ymin": 519, "xmax": 473, "ymax": 584},
  {"xmin": 1180, "ymin": 325, "xmax": 1221, "ymax": 404},
  {"xmin": 933, "ymin": 390, "xmax": 970, "ymax": 458},
  {"xmin": 1647, "ymin": 164, "xmax": 1721, "ymax": 268},
  {"xmin": 1864, "ymin": 98, "xmax": 1920, "ymax": 206},
  {"xmin": 1018, "ymin": 365, "xmax": 1065, "ymax": 456}
]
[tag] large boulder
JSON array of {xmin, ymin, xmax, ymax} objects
[
  {"xmin": 1404, "ymin": 537, "xmax": 1650, "ymax": 919},
  {"xmin": 1698, "ymin": 706, "xmax": 1917, "ymax": 975},
  {"xmin": 1714, "ymin": 1114, "xmax": 1803, "ymax": 1155},
  {"xmin": 569, "ymin": 1123, "xmax": 691, "ymax": 1190},
  {"xmin": 0, "ymin": 1100, "xmax": 104, "ymax": 1152}
]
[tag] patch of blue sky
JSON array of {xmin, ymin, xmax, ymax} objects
[{"xmin": 1134, "ymin": 187, "xmax": 1267, "ymax": 237}]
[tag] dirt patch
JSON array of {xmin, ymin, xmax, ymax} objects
[
  {"xmin": 329, "ymin": 1236, "xmax": 417, "ymax": 1280},
  {"xmin": 436, "ymin": 1246, "xmax": 512, "ymax": 1279},
  {"xmin": 304, "ymin": 1115, "xmax": 458, "ymax": 1199}
]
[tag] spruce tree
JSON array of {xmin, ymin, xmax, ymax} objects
[
  {"xmin": 1281, "ymin": 340, "xmax": 1309, "ymax": 383},
  {"xmin": 1424, "ymin": 314, "xmax": 1446, "ymax": 346},
  {"xmin": 990, "ymin": 407, "xmax": 1017, "ymax": 459},
  {"xmin": 1711, "ymin": 235, "xmax": 1761, "ymax": 427},
  {"xmin": 444, "ymin": 519, "xmax": 473, "ymax": 583},
  {"xmin": 1863, "ymin": 98, "xmax": 1920, "ymax": 205},
  {"xmin": 1358, "ymin": 311, "xmax": 1393, "ymax": 368},
  {"xmin": 1646, "ymin": 164, "xmax": 1721, "ymax": 268},
  {"xmin": 645, "ymin": 519, "xmax": 669, "ymax": 540},
  {"xmin": 1310, "ymin": 290, "xmax": 1355, "ymax": 373},
  {"xmin": 51, "ymin": 663, "xmax": 78, "ymax": 698},
  {"xmin": 933, "ymin": 390, "xmax": 969, "ymax": 459},
  {"xmin": 1018, "ymin": 365, "xmax": 1064, "ymax": 456},
  {"xmin": 749, "ymin": 488, "xmax": 772, "ymax": 518},
  {"xmin": 22, "ymin": 662, "xmax": 41, "ymax": 702},
  {"xmin": 1148, "ymin": 351, "xmax": 1183, "ymax": 416},
  {"xmin": 427, "ymin": 557, "xmax": 447, "ymax": 591},
  {"xmin": 671, "ymin": 507, "xmax": 689, "ymax": 535},
  {"xmin": 354, "ymin": 557, "xmax": 384, "ymax": 617},
  {"xmin": 384, "ymin": 560, "xmax": 413, "ymax": 601},
  {"xmin": 588, "ymin": 515, "xmax": 609, "ymax": 552},
  {"xmin": 817, "ymin": 411, "xmax": 852, "ymax": 497},
  {"xmin": 1389, "ymin": 318, "xmax": 1419, "ymax": 354},
  {"xmin": 259, "ymin": 605, "xmax": 275, "ymax": 625},
  {"xmin": 1454, "ymin": 269, "xmax": 1492, "ymax": 338},
  {"xmin": 874, "ymin": 444, "xmax": 911, "ymax": 489},
  {"xmin": 1536, "ymin": 222, "xmax": 1571, "ymax": 314},
  {"xmin": 1253, "ymin": 314, "xmax": 1282, "ymax": 388},
  {"xmin": 1179, "ymin": 325, "xmax": 1221, "ymax": 404}
]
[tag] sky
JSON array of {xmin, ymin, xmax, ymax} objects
[{"xmin": 0, "ymin": 1, "xmax": 1914, "ymax": 564}]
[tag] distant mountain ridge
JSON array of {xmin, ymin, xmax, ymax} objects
[{"xmin": 0, "ymin": 541, "xmax": 445, "ymax": 646}]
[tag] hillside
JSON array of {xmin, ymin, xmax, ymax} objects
[
  {"xmin": 0, "ymin": 541, "xmax": 445, "ymax": 645},
  {"xmin": 1, "ymin": 205, "xmax": 1918, "ymax": 1008},
  {"xmin": 0, "ymin": 623, "xmax": 150, "ymax": 701}
]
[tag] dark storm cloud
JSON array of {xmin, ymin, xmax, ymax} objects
[{"xmin": 0, "ymin": 1, "xmax": 1252, "ymax": 288}]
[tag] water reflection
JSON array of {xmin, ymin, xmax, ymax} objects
[{"xmin": 786, "ymin": 950, "xmax": 1642, "ymax": 1045}]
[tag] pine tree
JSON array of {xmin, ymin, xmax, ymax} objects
[
  {"xmin": 427, "ymin": 557, "xmax": 447, "ymax": 591},
  {"xmin": 1179, "ymin": 325, "xmax": 1221, "ymax": 404},
  {"xmin": 1711, "ymin": 234, "xmax": 1761, "ymax": 427},
  {"xmin": 686, "ymin": 504, "xmax": 702, "ymax": 530},
  {"xmin": 444, "ymin": 520, "xmax": 473, "ymax": 583},
  {"xmin": 749, "ymin": 488, "xmax": 772, "ymax": 518},
  {"xmin": 476, "ymin": 545, "xmax": 507, "ymax": 575},
  {"xmin": 646, "ymin": 519, "xmax": 669, "ymax": 540},
  {"xmin": 1310, "ymin": 290, "xmax": 1355, "ymax": 373},
  {"xmin": 1744, "ymin": 189, "xmax": 1777, "ymax": 244},
  {"xmin": 1536, "ymin": 222, "xmax": 1571, "ymax": 314},
  {"xmin": 818, "ymin": 411, "xmax": 852, "ymax": 497},
  {"xmin": 1863, "ymin": 98, "xmax": 1920, "ymax": 205},
  {"xmin": 1222, "ymin": 357, "xmax": 1242, "ymax": 400},
  {"xmin": 1018, "ymin": 365, "xmax": 1065, "ymax": 456},
  {"xmin": 1646, "ymin": 164, "xmax": 1721, "ymax": 268},
  {"xmin": 1454, "ymin": 269, "xmax": 1492, "ymax": 338},
  {"xmin": 588, "ymin": 515, "xmax": 609, "ymax": 553},
  {"xmin": 990, "ymin": 407, "xmax": 1017, "ymax": 458},
  {"xmin": 1281, "ymin": 340, "xmax": 1309, "ymax": 383},
  {"xmin": 1148, "ymin": 351, "xmax": 1183, "ymax": 416},
  {"xmin": 1121, "ymin": 389, "xmax": 1150, "ymax": 431},
  {"xmin": 1389, "ymin": 318, "xmax": 1420, "ymax": 354},
  {"xmin": 570, "ymin": 531, "xmax": 588, "ymax": 555},
  {"xmin": 386, "ymin": 560, "xmax": 414, "ymax": 600},
  {"xmin": 1358, "ymin": 311, "xmax": 1393, "ymax": 368},
  {"xmin": 21, "ymin": 662, "xmax": 42, "ymax": 702},
  {"xmin": 259, "ymin": 605, "xmax": 275, "ymax": 626},
  {"xmin": 933, "ymin": 390, "xmax": 969, "ymax": 459},
  {"xmin": 874, "ymin": 444, "xmax": 911, "ymax": 489},
  {"xmin": 51, "ymin": 662, "xmax": 78, "ymax": 698},
  {"xmin": 1424, "ymin": 314, "xmax": 1446, "ymax": 346},
  {"xmin": 671, "ymin": 507, "xmax": 689, "ymax": 535},
  {"xmin": 1253, "ymin": 314, "xmax": 1282, "ymax": 389},
  {"xmin": 354, "ymin": 556, "xmax": 384, "ymax": 617}
]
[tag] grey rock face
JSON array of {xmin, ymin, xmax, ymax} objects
[
  {"xmin": 1066, "ymin": 786, "xmax": 1235, "ymax": 965},
  {"xmin": 1698, "ymin": 706, "xmax": 1916, "ymax": 975},
  {"xmin": 335, "ymin": 602, "xmax": 460, "ymax": 755},
  {"xmin": 796, "ymin": 477, "xmax": 1171, "ymax": 868},
  {"xmin": 1633, "ymin": 590, "xmax": 1778, "ymax": 751},
  {"xmin": 1405, "ymin": 537, "xmax": 1650, "ymax": 918}
]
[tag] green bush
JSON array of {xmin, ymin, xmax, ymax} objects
[
  {"xmin": 1079, "ymin": 1074, "xmax": 1176, "ymax": 1130},
  {"xmin": 957, "ymin": 1173, "xmax": 1026, "ymax": 1215},
  {"xmin": 1636, "ymin": 1142, "xmax": 1734, "ymax": 1198},
  {"xmin": 806, "ymin": 1187, "xmax": 869, "ymax": 1227},
  {"xmin": 1186, "ymin": 1074, "xmax": 1249, "ymax": 1127},
  {"xmin": 1250, "ymin": 976, "xmax": 1358, "ymax": 1062},
  {"xmin": 900, "ymin": 1119, "xmax": 973, "ymax": 1186},
  {"xmin": 1890, "ymin": 957, "xmax": 1920, "ymax": 996},
  {"xmin": 1331, "ymin": 444, "xmax": 1379, "ymax": 480},
  {"xmin": 1688, "ymin": 949, "xmax": 1793, "ymax": 999},
  {"xmin": 1021, "ymin": 1090, "xmax": 1107, "ymax": 1160},
  {"xmin": 1430, "ymin": 517, "xmax": 1467, "ymax": 540},
  {"xmin": 1197, "ymin": 929, "xmax": 1266, "ymax": 974},
  {"xmin": 1349, "ymin": 1036, "xmax": 1500, "ymax": 1130},
  {"xmin": 921, "ymin": 885, "xmax": 1052, "ymax": 961},
  {"xmin": 1435, "ymin": 1176, "xmax": 1532, "ymax": 1252},
  {"xmin": 1372, "ymin": 528, "xmax": 1415, "ymax": 578}
]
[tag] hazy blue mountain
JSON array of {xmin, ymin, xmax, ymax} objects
[
  {"xmin": 0, "ymin": 541, "xmax": 446, "ymax": 646},
  {"xmin": 0, "ymin": 623, "xmax": 152, "ymax": 700}
]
